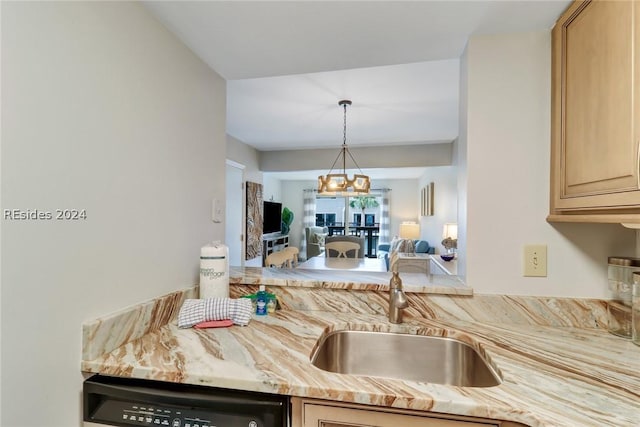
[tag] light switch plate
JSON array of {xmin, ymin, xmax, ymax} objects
[{"xmin": 524, "ymin": 244, "xmax": 547, "ymax": 277}]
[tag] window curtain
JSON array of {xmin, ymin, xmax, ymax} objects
[
  {"xmin": 379, "ymin": 189, "xmax": 391, "ymax": 244},
  {"xmin": 300, "ymin": 189, "xmax": 316, "ymax": 259}
]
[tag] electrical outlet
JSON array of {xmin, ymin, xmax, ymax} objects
[{"xmin": 524, "ymin": 244, "xmax": 547, "ymax": 277}]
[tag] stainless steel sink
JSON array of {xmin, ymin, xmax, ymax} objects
[{"xmin": 310, "ymin": 330, "xmax": 501, "ymax": 387}]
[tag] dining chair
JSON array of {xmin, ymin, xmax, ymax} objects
[
  {"xmin": 283, "ymin": 246, "xmax": 299, "ymax": 266},
  {"xmin": 325, "ymin": 241, "xmax": 361, "ymax": 258},
  {"xmin": 265, "ymin": 250, "xmax": 293, "ymax": 268}
]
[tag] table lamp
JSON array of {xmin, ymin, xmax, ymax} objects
[
  {"xmin": 441, "ymin": 223, "xmax": 458, "ymax": 255},
  {"xmin": 399, "ymin": 222, "xmax": 420, "ymax": 240}
]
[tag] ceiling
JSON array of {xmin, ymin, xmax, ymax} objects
[
  {"xmin": 143, "ymin": 0, "xmax": 571, "ymax": 170},
  {"xmin": 225, "ymin": 59, "xmax": 459, "ymax": 150}
]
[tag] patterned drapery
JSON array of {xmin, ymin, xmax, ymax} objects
[
  {"xmin": 300, "ymin": 189, "xmax": 316, "ymax": 259},
  {"xmin": 379, "ymin": 188, "xmax": 391, "ymax": 244}
]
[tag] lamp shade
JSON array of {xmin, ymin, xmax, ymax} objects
[
  {"xmin": 442, "ymin": 223, "xmax": 458, "ymax": 240},
  {"xmin": 399, "ymin": 222, "xmax": 420, "ymax": 239}
]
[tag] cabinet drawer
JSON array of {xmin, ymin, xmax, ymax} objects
[{"xmin": 292, "ymin": 398, "xmax": 527, "ymax": 427}]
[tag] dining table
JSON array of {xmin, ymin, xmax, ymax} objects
[{"xmin": 326, "ymin": 224, "xmax": 380, "ymax": 258}]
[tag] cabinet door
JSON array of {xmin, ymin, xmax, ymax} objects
[{"xmin": 551, "ymin": 0, "xmax": 640, "ymax": 212}]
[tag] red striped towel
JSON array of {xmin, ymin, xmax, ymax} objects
[{"xmin": 178, "ymin": 298, "xmax": 253, "ymax": 328}]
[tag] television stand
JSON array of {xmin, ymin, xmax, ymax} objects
[{"xmin": 262, "ymin": 234, "xmax": 289, "ymax": 266}]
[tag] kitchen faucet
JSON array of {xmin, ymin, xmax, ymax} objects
[{"xmin": 388, "ymin": 269, "xmax": 409, "ymax": 323}]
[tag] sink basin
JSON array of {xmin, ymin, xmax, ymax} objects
[{"xmin": 310, "ymin": 330, "xmax": 501, "ymax": 387}]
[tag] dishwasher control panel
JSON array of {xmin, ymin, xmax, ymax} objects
[
  {"xmin": 83, "ymin": 375, "xmax": 288, "ymax": 427},
  {"xmin": 93, "ymin": 399, "xmax": 221, "ymax": 426}
]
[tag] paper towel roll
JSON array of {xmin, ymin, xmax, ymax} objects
[{"xmin": 199, "ymin": 242, "xmax": 229, "ymax": 299}]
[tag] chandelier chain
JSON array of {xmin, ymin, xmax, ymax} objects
[
  {"xmin": 343, "ymin": 102, "xmax": 347, "ymax": 147},
  {"xmin": 317, "ymin": 99, "xmax": 370, "ymax": 195}
]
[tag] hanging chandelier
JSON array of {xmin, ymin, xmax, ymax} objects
[{"xmin": 317, "ymin": 100, "xmax": 371, "ymax": 195}]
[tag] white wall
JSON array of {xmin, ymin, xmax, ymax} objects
[
  {"xmin": 260, "ymin": 142, "xmax": 453, "ymax": 171},
  {"xmin": 418, "ymin": 166, "xmax": 458, "ymax": 253},
  {"xmin": 463, "ymin": 30, "xmax": 636, "ymax": 297},
  {"xmin": 226, "ymin": 134, "xmax": 263, "ymax": 184},
  {"xmin": 226, "ymin": 135, "xmax": 264, "ymax": 265},
  {"xmin": 457, "ymin": 48, "xmax": 469, "ymax": 277},
  {"xmin": 1, "ymin": 2, "xmax": 226, "ymax": 425},
  {"xmin": 373, "ymin": 178, "xmax": 420, "ymax": 238},
  {"xmin": 262, "ymin": 174, "xmax": 282, "ymax": 203}
]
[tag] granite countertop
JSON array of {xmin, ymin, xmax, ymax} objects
[
  {"xmin": 229, "ymin": 266, "xmax": 471, "ymax": 295},
  {"xmin": 82, "ymin": 288, "xmax": 639, "ymax": 427}
]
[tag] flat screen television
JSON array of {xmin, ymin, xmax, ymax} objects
[{"xmin": 263, "ymin": 201, "xmax": 282, "ymax": 234}]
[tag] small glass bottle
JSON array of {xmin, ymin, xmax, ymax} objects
[
  {"xmin": 632, "ymin": 272, "xmax": 640, "ymax": 346},
  {"xmin": 266, "ymin": 294, "xmax": 277, "ymax": 313}
]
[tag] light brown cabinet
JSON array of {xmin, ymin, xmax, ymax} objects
[
  {"xmin": 291, "ymin": 397, "xmax": 527, "ymax": 427},
  {"xmin": 549, "ymin": 0, "xmax": 640, "ymax": 223}
]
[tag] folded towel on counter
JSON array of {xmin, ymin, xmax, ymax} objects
[{"xmin": 178, "ymin": 297, "xmax": 253, "ymax": 328}]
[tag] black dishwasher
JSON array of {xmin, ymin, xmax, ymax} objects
[{"xmin": 83, "ymin": 375, "xmax": 289, "ymax": 427}]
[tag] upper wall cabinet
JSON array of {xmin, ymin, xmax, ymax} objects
[{"xmin": 549, "ymin": 0, "xmax": 640, "ymax": 224}]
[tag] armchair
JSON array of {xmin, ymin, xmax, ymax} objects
[{"xmin": 305, "ymin": 226, "xmax": 328, "ymax": 260}]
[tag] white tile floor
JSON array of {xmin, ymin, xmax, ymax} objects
[{"xmin": 245, "ymin": 256, "xmax": 262, "ymax": 267}]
